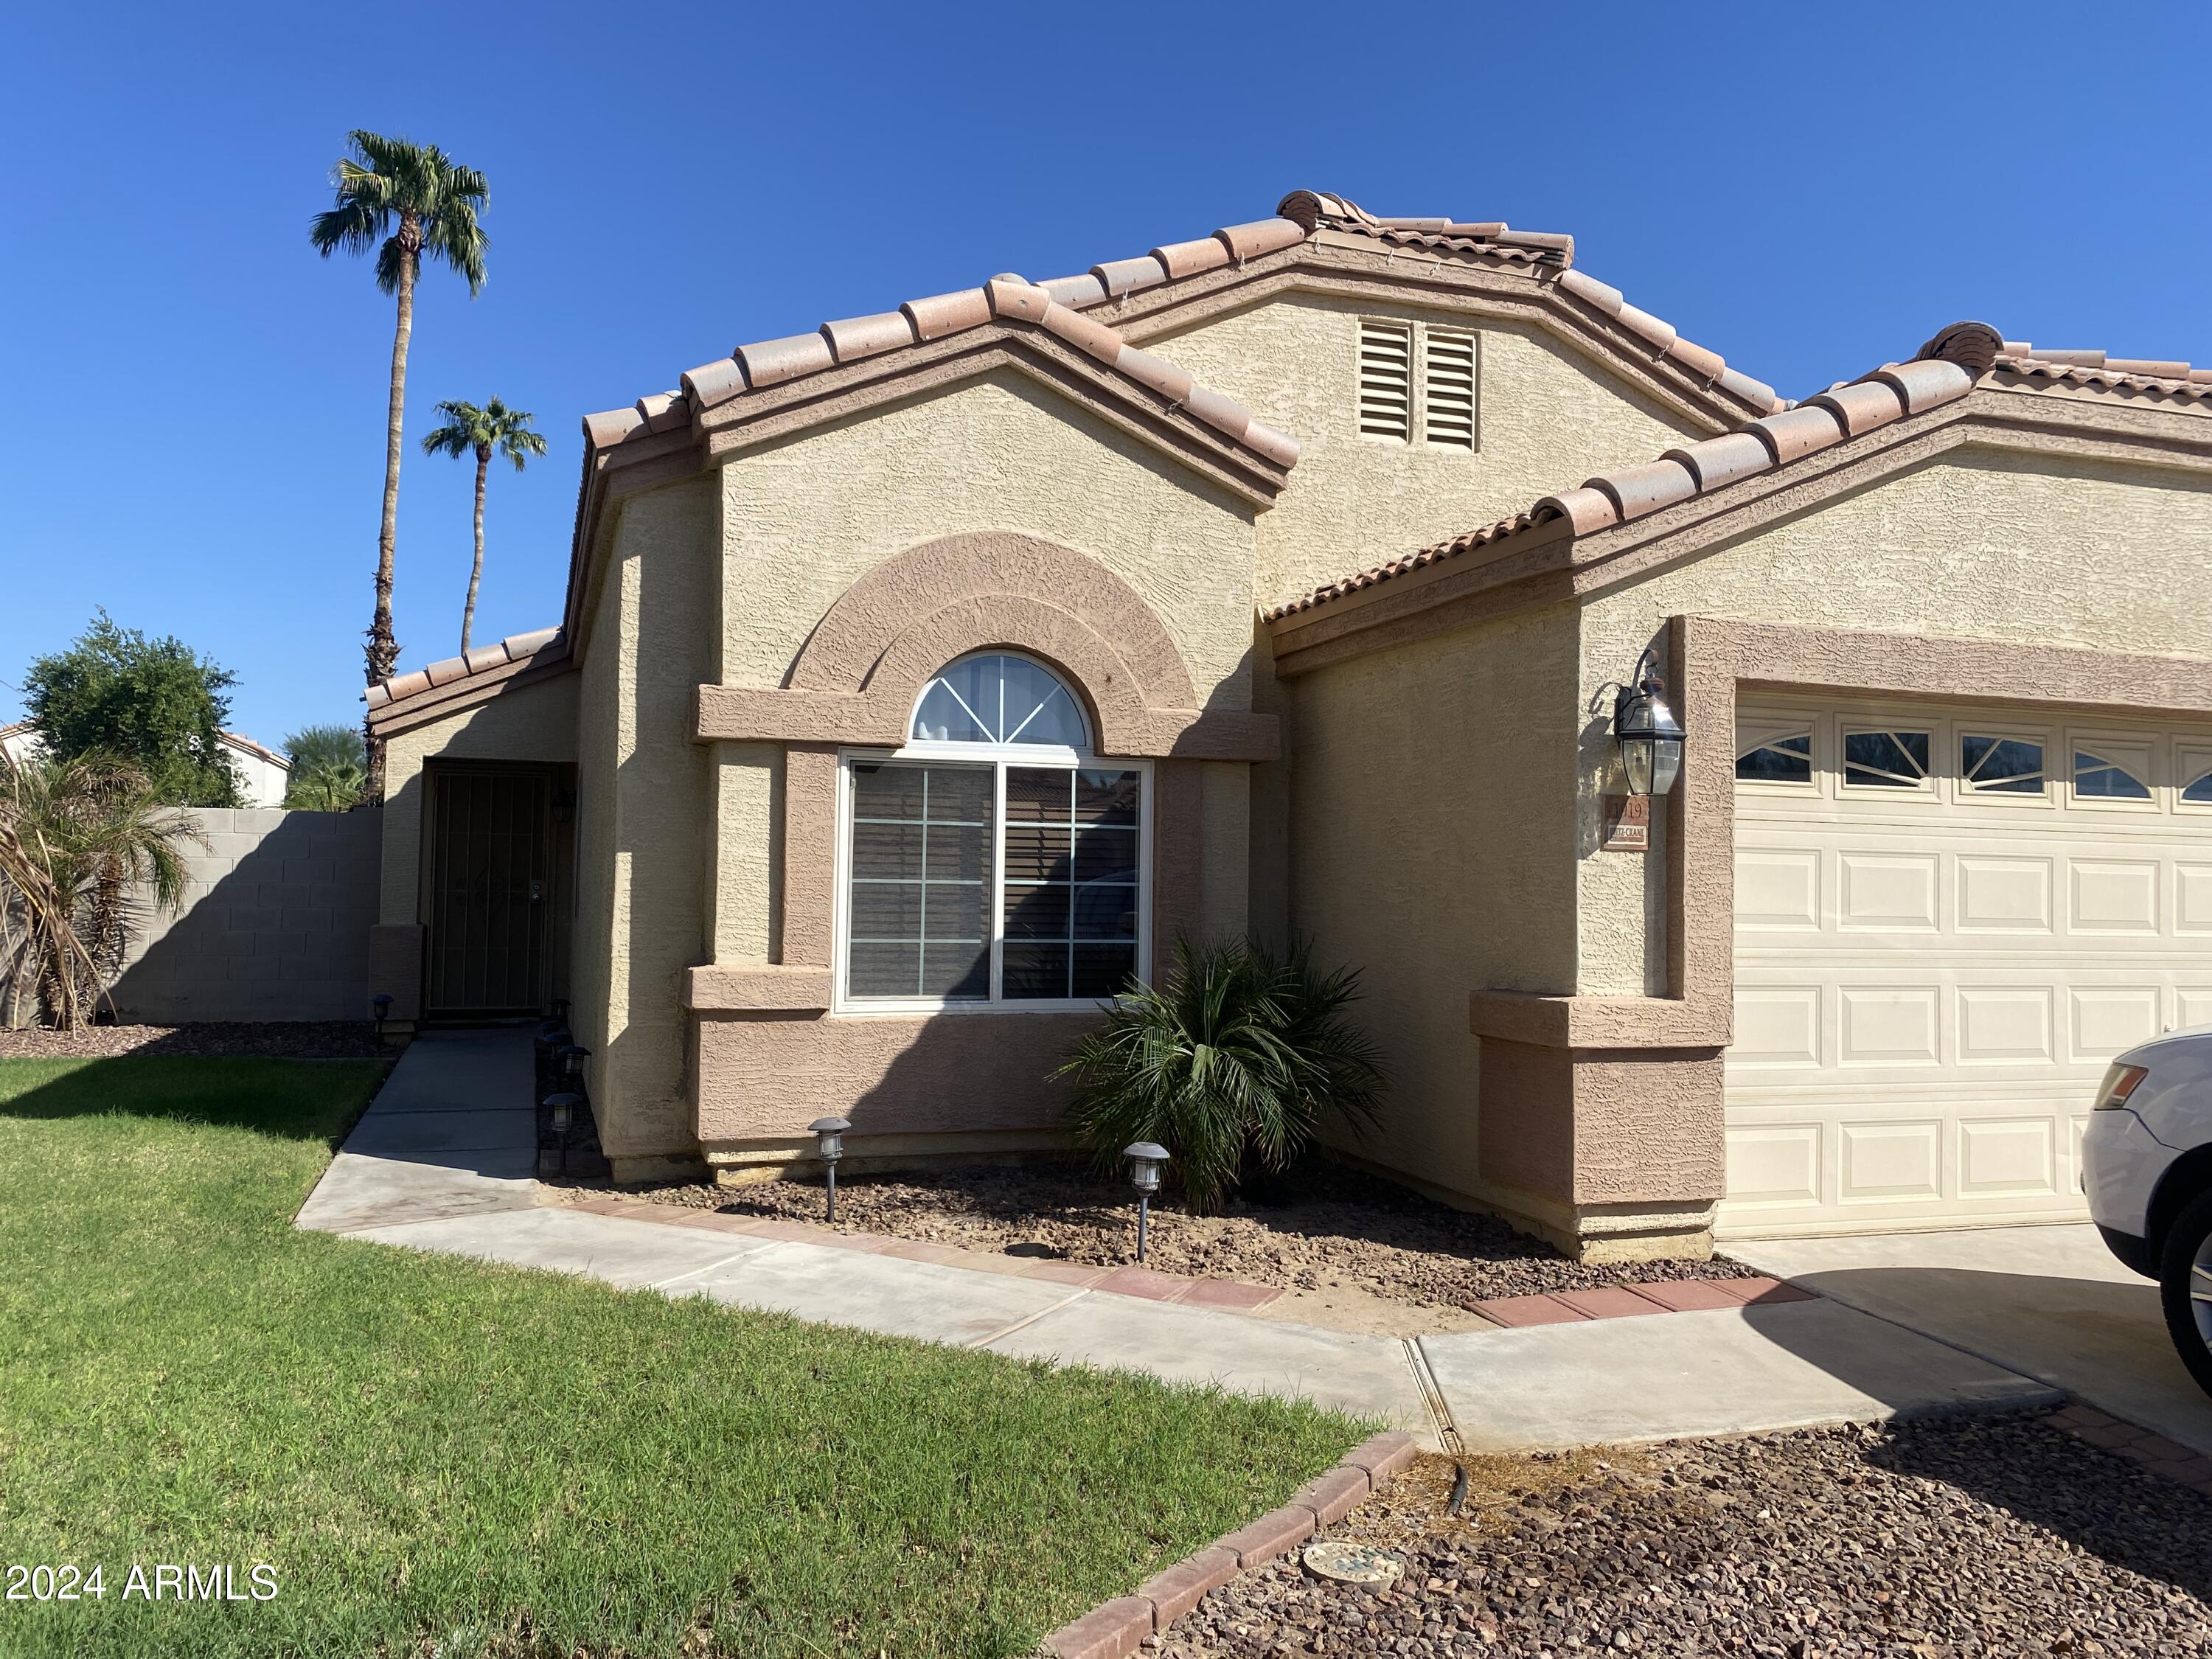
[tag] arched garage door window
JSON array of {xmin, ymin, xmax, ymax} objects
[{"xmin": 836, "ymin": 653, "xmax": 1150, "ymax": 1009}]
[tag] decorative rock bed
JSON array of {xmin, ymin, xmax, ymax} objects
[
  {"xmin": 574, "ymin": 1158, "xmax": 1762, "ymax": 1311},
  {"xmin": 1159, "ymin": 1412, "xmax": 2212, "ymax": 1657}
]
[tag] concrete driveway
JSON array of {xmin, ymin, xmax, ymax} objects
[{"xmin": 1728, "ymin": 1224, "xmax": 2212, "ymax": 1456}]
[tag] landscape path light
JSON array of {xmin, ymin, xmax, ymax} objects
[
  {"xmin": 558, "ymin": 1043, "xmax": 591, "ymax": 1081},
  {"xmin": 1612, "ymin": 644, "xmax": 1686, "ymax": 799},
  {"xmin": 545, "ymin": 1091, "xmax": 581, "ymax": 1176},
  {"xmin": 1123, "ymin": 1142, "xmax": 1170, "ymax": 1263},
  {"xmin": 370, "ymin": 994, "xmax": 392, "ymax": 1048},
  {"xmin": 809, "ymin": 1116, "xmax": 852, "ymax": 1223}
]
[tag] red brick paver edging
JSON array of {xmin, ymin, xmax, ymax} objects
[
  {"xmin": 1466, "ymin": 1275, "xmax": 1815, "ymax": 1327},
  {"xmin": 554, "ymin": 1193, "xmax": 1288, "ymax": 1312},
  {"xmin": 1043, "ymin": 1431, "xmax": 1420, "ymax": 1659},
  {"xmin": 2048, "ymin": 1401, "xmax": 2212, "ymax": 1496}
]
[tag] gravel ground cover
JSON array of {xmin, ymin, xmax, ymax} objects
[
  {"xmin": 1166, "ymin": 1412, "xmax": 2212, "ymax": 1658},
  {"xmin": 0, "ymin": 1020, "xmax": 385, "ymax": 1059},
  {"xmin": 588, "ymin": 1159, "xmax": 1761, "ymax": 1308}
]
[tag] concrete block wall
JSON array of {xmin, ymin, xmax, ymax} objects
[{"xmin": 102, "ymin": 808, "xmax": 383, "ymax": 1023}]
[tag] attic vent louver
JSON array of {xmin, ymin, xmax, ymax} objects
[
  {"xmin": 1424, "ymin": 327, "xmax": 1477, "ymax": 448},
  {"xmin": 1358, "ymin": 319, "xmax": 1413, "ymax": 441}
]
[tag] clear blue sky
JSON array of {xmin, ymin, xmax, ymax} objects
[{"xmin": 4, "ymin": 2, "xmax": 2205, "ymax": 747}]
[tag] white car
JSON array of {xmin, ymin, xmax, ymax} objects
[{"xmin": 2084, "ymin": 1026, "xmax": 2212, "ymax": 1399}]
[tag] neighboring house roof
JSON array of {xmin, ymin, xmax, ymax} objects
[
  {"xmin": 218, "ymin": 731, "xmax": 291, "ymax": 771},
  {"xmin": 365, "ymin": 625, "xmax": 569, "ymax": 734},
  {"xmin": 0, "ymin": 720, "xmax": 291, "ymax": 771},
  {"xmin": 1265, "ymin": 321, "xmax": 2212, "ymax": 625}
]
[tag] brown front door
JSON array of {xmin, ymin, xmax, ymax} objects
[{"xmin": 425, "ymin": 765, "xmax": 552, "ymax": 1017}]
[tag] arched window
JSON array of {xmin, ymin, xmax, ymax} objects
[{"xmin": 840, "ymin": 653, "xmax": 1147, "ymax": 1008}]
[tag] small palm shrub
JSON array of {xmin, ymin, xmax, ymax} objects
[
  {"xmin": 1057, "ymin": 936, "xmax": 1385, "ymax": 1212},
  {"xmin": 0, "ymin": 752, "xmax": 203, "ymax": 1028}
]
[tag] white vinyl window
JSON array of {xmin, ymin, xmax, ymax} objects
[
  {"xmin": 837, "ymin": 653, "xmax": 1150, "ymax": 1012},
  {"xmin": 1358, "ymin": 318, "xmax": 1479, "ymax": 449}
]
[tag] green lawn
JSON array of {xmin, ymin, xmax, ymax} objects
[{"xmin": 0, "ymin": 1057, "xmax": 1360, "ymax": 1658}]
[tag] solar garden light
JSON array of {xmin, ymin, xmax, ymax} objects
[
  {"xmin": 1123, "ymin": 1142, "xmax": 1170, "ymax": 1263},
  {"xmin": 558, "ymin": 1043, "xmax": 591, "ymax": 1081},
  {"xmin": 370, "ymin": 994, "xmax": 392, "ymax": 1048},
  {"xmin": 545, "ymin": 1091, "xmax": 582, "ymax": 1176},
  {"xmin": 1613, "ymin": 644, "xmax": 1686, "ymax": 799},
  {"xmin": 809, "ymin": 1116, "xmax": 852, "ymax": 1223}
]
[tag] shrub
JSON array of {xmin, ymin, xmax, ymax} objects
[
  {"xmin": 0, "ymin": 753, "xmax": 204, "ymax": 1028},
  {"xmin": 283, "ymin": 723, "xmax": 368, "ymax": 811},
  {"xmin": 21, "ymin": 611, "xmax": 243, "ymax": 807},
  {"xmin": 1056, "ymin": 936, "xmax": 1384, "ymax": 1212}
]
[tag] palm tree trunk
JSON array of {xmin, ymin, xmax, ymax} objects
[
  {"xmin": 461, "ymin": 447, "xmax": 488, "ymax": 653},
  {"xmin": 364, "ymin": 215, "xmax": 420, "ymax": 799}
]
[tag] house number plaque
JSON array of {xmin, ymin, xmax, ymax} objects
[{"xmin": 1600, "ymin": 794, "xmax": 1649, "ymax": 852}]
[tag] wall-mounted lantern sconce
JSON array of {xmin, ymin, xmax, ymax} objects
[
  {"xmin": 1613, "ymin": 646, "xmax": 1686, "ymax": 799},
  {"xmin": 809, "ymin": 1116, "xmax": 852, "ymax": 1223},
  {"xmin": 1123, "ymin": 1141, "xmax": 1170, "ymax": 1263}
]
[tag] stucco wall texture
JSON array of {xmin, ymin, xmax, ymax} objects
[
  {"xmin": 715, "ymin": 371, "xmax": 1259, "ymax": 700},
  {"xmin": 1153, "ymin": 295, "xmax": 1702, "ymax": 609},
  {"xmin": 1575, "ymin": 447, "xmax": 2212, "ymax": 995},
  {"xmin": 578, "ymin": 476, "xmax": 717, "ymax": 1169},
  {"xmin": 1283, "ymin": 604, "xmax": 1582, "ymax": 1201}
]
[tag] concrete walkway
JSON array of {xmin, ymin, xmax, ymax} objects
[
  {"xmin": 1732, "ymin": 1225, "xmax": 2212, "ymax": 1457},
  {"xmin": 299, "ymin": 1032, "xmax": 2059, "ymax": 1449}
]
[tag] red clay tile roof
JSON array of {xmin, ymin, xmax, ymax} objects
[
  {"xmin": 365, "ymin": 626, "xmax": 566, "ymax": 714},
  {"xmin": 578, "ymin": 189, "xmax": 1790, "ymax": 471},
  {"xmin": 1284, "ymin": 192, "xmax": 1787, "ymax": 417},
  {"xmin": 1264, "ymin": 324, "xmax": 2005, "ymax": 621},
  {"xmin": 1995, "ymin": 342, "xmax": 2212, "ymax": 405}
]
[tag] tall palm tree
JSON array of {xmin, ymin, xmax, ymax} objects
[
  {"xmin": 307, "ymin": 131, "xmax": 488, "ymax": 793},
  {"xmin": 419, "ymin": 397, "xmax": 548, "ymax": 653}
]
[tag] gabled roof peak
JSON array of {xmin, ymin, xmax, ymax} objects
[
  {"xmin": 1267, "ymin": 322, "xmax": 2017, "ymax": 622},
  {"xmin": 580, "ymin": 189, "xmax": 1793, "ymax": 472}
]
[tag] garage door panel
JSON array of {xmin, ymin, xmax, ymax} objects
[
  {"xmin": 1838, "ymin": 1121, "xmax": 1942, "ymax": 1203},
  {"xmin": 1838, "ymin": 852, "xmax": 1938, "ymax": 931},
  {"xmin": 1725, "ymin": 700, "xmax": 2212, "ymax": 1238},
  {"xmin": 1724, "ymin": 1123, "xmax": 1821, "ymax": 1206},
  {"xmin": 1956, "ymin": 856, "xmax": 2053, "ymax": 932},
  {"xmin": 2176, "ymin": 864, "xmax": 2212, "ymax": 932},
  {"xmin": 1956, "ymin": 985, "xmax": 2053, "ymax": 1063},
  {"xmin": 1837, "ymin": 986, "xmax": 1940, "ymax": 1066},
  {"xmin": 1736, "ymin": 848, "xmax": 1820, "ymax": 929},
  {"xmin": 1958, "ymin": 1117, "xmax": 2058, "ymax": 1198},
  {"xmin": 1731, "ymin": 985, "xmax": 1821, "ymax": 1065},
  {"xmin": 2070, "ymin": 860, "xmax": 2160, "ymax": 933},
  {"xmin": 2067, "ymin": 986, "xmax": 2161, "ymax": 1060}
]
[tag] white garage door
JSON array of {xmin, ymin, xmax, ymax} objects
[{"xmin": 1722, "ymin": 696, "xmax": 2212, "ymax": 1238}]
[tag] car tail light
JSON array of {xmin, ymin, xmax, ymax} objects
[{"xmin": 2093, "ymin": 1062, "xmax": 2149, "ymax": 1112}]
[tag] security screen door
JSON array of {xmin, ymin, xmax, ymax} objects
[{"xmin": 425, "ymin": 765, "xmax": 552, "ymax": 1016}]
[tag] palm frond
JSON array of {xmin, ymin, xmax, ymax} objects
[{"xmin": 1057, "ymin": 936, "xmax": 1387, "ymax": 1211}]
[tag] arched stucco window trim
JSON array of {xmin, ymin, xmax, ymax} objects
[{"xmin": 693, "ymin": 533, "xmax": 1278, "ymax": 762}]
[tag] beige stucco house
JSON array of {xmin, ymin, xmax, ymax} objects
[{"xmin": 363, "ymin": 189, "xmax": 2212, "ymax": 1261}]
